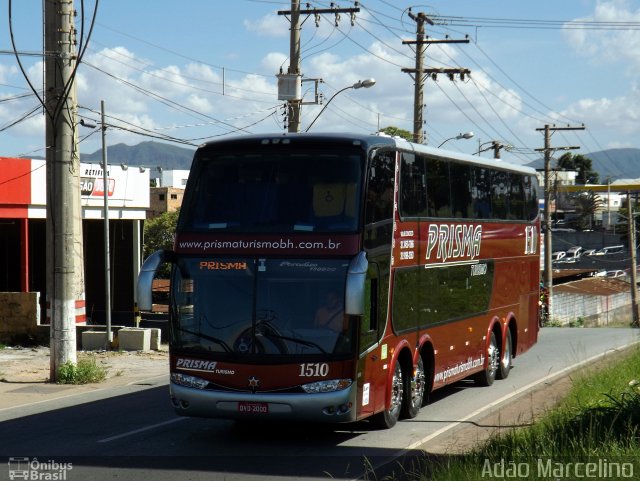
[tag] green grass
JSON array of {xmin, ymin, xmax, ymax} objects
[
  {"xmin": 419, "ymin": 347, "xmax": 640, "ymax": 481},
  {"xmin": 56, "ymin": 356, "xmax": 107, "ymax": 384}
]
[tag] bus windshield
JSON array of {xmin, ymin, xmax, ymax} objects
[
  {"xmin": 179, "ymin": 147, "xmax": 363, "ymax": 233},
  {"xmin": 170, "ymin": 257, "xmax": 354, "ymax": 357}
]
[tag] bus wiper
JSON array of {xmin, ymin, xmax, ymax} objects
[
  {"xmin": 257, "ymin": 328, "xmax": 327, "ymax": 355},
  {"xmin": 177, "ymin": 327, "xmax": 232, "ymax": 352}
]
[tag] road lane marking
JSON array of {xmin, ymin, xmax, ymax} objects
[
  {"xmin": 405, "ymin": 344, "xmax": 640, "ymax": 450},
  {"xmin": 354, "ymin": 341, "xmax": 640, "ymax": 481},
  {"xmin": 97, "ymin": 417, "xmax": 187, "ymax": 443}
]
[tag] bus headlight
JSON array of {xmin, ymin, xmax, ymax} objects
[
  {"xmin": 171, "ymin": 372, "xmax": 209, "ymax": 390},
  {"xmin": 301, "ymin": 379, "xmax": 352, "ymax": 393}
]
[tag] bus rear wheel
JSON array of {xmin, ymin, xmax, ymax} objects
[
  {"xmin": 497, "ymin": 329, "xmax": 512, "ymax": 380},
  {"xmin": 402, "ymin": 356, "xmax": 425, "ymax": 419},
  {"xmin": 474, "ymin": 331, "xmax": 499, "ymax": 387},
  {"xmin": 373, "ymin": 361, "xmax": 403, "ymax": 429}
]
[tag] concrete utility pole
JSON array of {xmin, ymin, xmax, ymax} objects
[
  {"xmin": 45, "ymin": 0, "xmax": 86, "ymax": 380},
  {"xmin": 402, "ymin": 11, "xmax": 470, "ymax": 144},
  {"xmin": 535, "ymin": 124, "xmax": 584, "ymax": 322},
  {"xmin": 278, "ymin": 1, "xmax": 359, "ymax": 133}
]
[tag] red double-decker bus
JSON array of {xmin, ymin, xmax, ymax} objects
[{"xmin": 137, "ymin": 133, "xmax": 540, "ymax": 428}]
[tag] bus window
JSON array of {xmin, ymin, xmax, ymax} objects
[
  {"xmin": 449, "ymin": 163, "xmax": 473, "ymax": 218},
  {"xmin": 180, "ymin": 150, "xmax": 363, "ymax": 233},
  {"xmin": 491, "ymin": 170, "xmax": 510, "ymax": 219},
  {"xmin": 471, "ymin": 166, "xmax": 492, "ymax": 219},
  {"xmin": 364, "ymin": 152, "xmax": 394, "ymax": 250},
  {"xmin": 425, "ymin": 157, "xmax": 451, "ymax": 218},
  {"xmin": 508, "ymin": 173, "xmax": 525, "ymax": 220},
  {"xmin": 360, "ymin": 269, "xmax": 379, "ymax": 354},
  {"xmin": 399, "ymin": 152, "xmax": 427, "ymax": 217}
]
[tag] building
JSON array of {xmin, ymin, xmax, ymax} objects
[
  {"xmin": 148, "ymin": 187, "xmax": 184, "ymax": 219},
  {"xmin": 157, "ymin": 169, "xmax": 189, "ymax": 188},
  {"xmin": 0, "ymin": 157, "xmax": 149, "ymax": 325}
]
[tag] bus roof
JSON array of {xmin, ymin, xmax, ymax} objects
[{"xmin": 195, "ymin": 132, "xmax": 537, "ymax": 176}]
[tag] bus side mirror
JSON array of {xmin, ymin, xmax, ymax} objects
[
  {"xmin": 345, "ymin": 251, "xmax": 368, "ymax": 316},
  {"xmin": 137, "ymin": 250, "xmax": 174, "ymax": 311}
]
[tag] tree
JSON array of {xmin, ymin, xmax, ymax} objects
[
  {"xmin": 557, "ymin": 152, "xmax": 600, "ymax": 184},
  {"xmin": 379, "ymin": 126, "xmax": 412, "ymax": 141},
  {"xmin": 572, "ymin": 191, "xmax": 603, "ymax": 230},
  {"xmin": 143, "ymin": 210, "xmax": 179, "ymax": 277}
]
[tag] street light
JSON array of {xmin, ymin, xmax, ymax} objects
[
  {"xmin": 305, "ymin": 78, "xmax": 376, "ymax": 132},
  {"xmin": 438, "ymin": 131, "xmax": 474, "ymax": 148},
  {"xmin": 79, "ymin": 103, "xmax": 112, "ymax": 348}
]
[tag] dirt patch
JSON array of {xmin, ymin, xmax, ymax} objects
[{"xmin": 0, "ymin": 345, "xmax": 169, "ymax": 384}]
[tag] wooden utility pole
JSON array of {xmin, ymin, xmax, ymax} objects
[
  {"xmin": 535, "ymin": 124, "xmax": 584, "ymax": 322},
  {"xmin": 402, "ymin": 11, "xmax": 470, "ymax": 144},
  {"xmin": 278, "ymin": 1, "xmax": 359, "ymax": 132},
  {"xmin": 45, "ymin": 0, "xmax": 85, "ymax": 379}
]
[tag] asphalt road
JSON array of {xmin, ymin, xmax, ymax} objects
[{"xmin": 1, "ymin": 327, "xmax": 639, "ymax": 481}]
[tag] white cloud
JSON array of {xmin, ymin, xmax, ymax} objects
[
  {"xmin": 564, "ymin": 0, "xmax": 640, "ymax": 71},
  {"xmin": 243, "ymin": 13, "xmax": 287, "ymax": 38}
]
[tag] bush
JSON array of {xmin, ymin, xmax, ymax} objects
[{"xmin": 56, "ymin": 357, "xmax": 107, "ymax": 384}]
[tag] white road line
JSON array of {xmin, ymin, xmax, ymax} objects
[
  {"xmin": 356, "ymin": 342, "xmax": 640, "ymax": 481},
  {"xmin": 97, "ymin": 417, "xmax": 187, "ymax": 443},
  {"xmin": 405, "ymin": 344, "xmax": 639, "ymax": 451}
]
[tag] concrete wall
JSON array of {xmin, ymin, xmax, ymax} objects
[
  {"xmin": 0, "ymin": 292, "xmax": 41, "ymax": 344},
  {"xmin": 553, "ymin": 290, "xmax": 631, "ymax": 326}
]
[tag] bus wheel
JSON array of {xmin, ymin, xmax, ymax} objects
[
  {"xmin": 402, "ymin": 356, "xmax": 425, "ymax": 419},
  {"xmin": 373, "ymin": 361, "xmax": 403, "ymax": 429},
  {"xmin": 497, "ymin": 329, "xmax": 513, "ymax": 380},
  {"xmin": 474, "ymin": 332, "xmax": 499, "ymax": 387}
]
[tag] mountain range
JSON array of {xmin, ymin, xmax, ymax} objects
[
  {"xmin": 81, "ymin": 141, "xmax": 640, "ymax": 183},
  {"xmin": 81, "ymin": 141, "xmax": 196, "ymax": 172},
  {"xmin": 519, "ymin": 148, "xmax": 640, "ymax": 181}
]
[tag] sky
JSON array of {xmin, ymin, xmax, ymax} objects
[{"xmin": 2, "ymin": 0, "xmax": 640, "ymax": 165}]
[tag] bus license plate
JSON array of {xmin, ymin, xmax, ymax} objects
[{"xmin": 238, "ymin": 401, "xmax": 268, "ymax": 414}]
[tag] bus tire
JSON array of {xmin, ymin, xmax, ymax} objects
[
  {"xmin": 372, "ymin": 361, "xmax": 403, "ymax": 429},
  {"xmin": 402, "ymin": 355, "xmax": 425, "ymax": 419},
  {"xmin": 497, "ymin": 328, "xmax": 513, "ymax": 380},
  {"xmin": 474, "ymin": 331, "xmax": 499, "ymax": 387}
]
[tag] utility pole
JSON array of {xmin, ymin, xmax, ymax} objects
[
  {"xmin": 278, "ymin": 1, "xmax": 359, "ymax": 132},
  {"xmin": 45, "ymin": 0, "xmax": 85, "ymax": 380},
  {"xmin": 626, "ymin": 192, "xmax": 640, "ymax": 327},
  {"xmin": 535, "ymin": 124, "xmax": 584, "ymax": 322},
  {"xmin": 402, "ymin": 11, "xmax": 470, "ymax": 144},
  {"xmin": 100, "ymin": 101, "xmax": 113, "ymax": 346},
  {"xmin": 492, "ymin": 141, "xmax": 503, "ymax": 159}
]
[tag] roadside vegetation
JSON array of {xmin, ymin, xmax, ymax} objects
[
  {"xmin": 56, "ymin": 356, "xmax": 107, "ymax": 384},
  {"xmin": 420, "ymin": 346, "xmax": 640, "ymax": 480}
]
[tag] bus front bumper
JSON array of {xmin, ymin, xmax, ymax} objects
[{"xmin": 169, "ymin": 382, "xmax": 358, "ymax": 423}]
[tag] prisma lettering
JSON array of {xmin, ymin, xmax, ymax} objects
[{"xmin": 425, "ymin": 224, "xmax": 482, "ymax": 262}]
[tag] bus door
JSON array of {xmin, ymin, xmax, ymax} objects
[{"xmin": 357, "ymin": 263, "xmax": 384, "ymax": 418}]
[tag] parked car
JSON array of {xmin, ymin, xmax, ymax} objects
[
  {"xmin": 551, "ymin": 251, "xmax": 566, "ymax": 262},
  {"xmin": 563, "ymin": 246, "xmax": 583, "ymax": 262},
  {"xmin": 606, "ymin": 270, "xmax": 626, "ymax": 278},
  {"xmin": 595, "ymin": 245, "xmax": 624, "ymax": 256}
]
